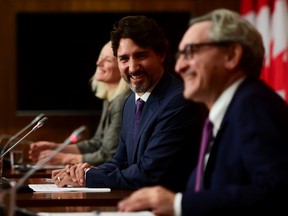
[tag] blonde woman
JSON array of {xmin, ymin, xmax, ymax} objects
[{"xmin": 29, "ymin": 41, "xmax": 131, "ymax": 166}]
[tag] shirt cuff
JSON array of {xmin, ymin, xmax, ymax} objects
[
  {"xmin": 174, "ymin": 192, "xmax": 182, "ymax": 216},
  {"xmin": 84, "ymin": 167, "xmax": 91, "ymax": 181}
]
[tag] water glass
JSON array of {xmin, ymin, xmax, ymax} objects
[{"xmin": 10, "ymin": 150, "xmax": 23, "ymax": 168}]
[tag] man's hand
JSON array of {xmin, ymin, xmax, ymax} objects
[
  {"xmin": 29, "ymin": 141, "xmax": 58, "ymax": 162},
  {"xmin": 51, "ymin": 163, "xmax": 92, "ymax": 187},
  {"xmin": 118, "ymin": 186, "xmax": 176, "ymax": 216},
  {"xmin": 37, "ymin": 150, "xmax": 81, "ymax": 165},
  {"xmin": 68, "ymin": 163, "xmax": 92, "ymax": 186}
]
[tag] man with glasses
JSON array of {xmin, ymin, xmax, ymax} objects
[{"xmin": 118, "ymin": 9, "xmax": 288, "ymax": 215}]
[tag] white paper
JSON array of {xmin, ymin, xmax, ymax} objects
[
  {"xmin": 28, "ymin": 184, "xmax": 111, "ymax": 193},
  {"xmin": 38, "ymin": 213, "xmax": 95, "ymax": 216},
  {"xmin": 99, "ymin": 212, "xmax": 155, "ymax": 216},
  {"xmin": 38, "ymin": 211, "xmax": 155, "ymax": 216}
]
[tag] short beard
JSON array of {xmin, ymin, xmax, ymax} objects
[{"xmin": 129, "ymin": 80, "xmax": 150, "ymax": 94}]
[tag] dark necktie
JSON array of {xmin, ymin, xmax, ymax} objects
[
  {"xmin": 195, "ymin": 118, "xmax": 213, "ymax": 192},
  {"xmin": 133, "ymin": 99, "xmax": 145, "ymax": 141}
]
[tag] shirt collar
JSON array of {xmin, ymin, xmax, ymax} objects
[
  {"xmin": 134, "ymin": 73, "xmax": 162, "ymax": 103},
  {"xmin": 209, "ymin": 77, "xmax": 246, "ymax": 136},
  {"xmin": 135, "ymin": 92, "xmax": 151, "ymax": 103}
]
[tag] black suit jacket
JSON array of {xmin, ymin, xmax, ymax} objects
[
  {"xmin": 182, "ymin": 77, "xmax": 288, "ymax": 215},
  {"xmin": 86, "ymin": 72, "xmax": 207, "ymax": 191}
]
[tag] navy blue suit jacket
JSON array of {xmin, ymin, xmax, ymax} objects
[
  {"xmin": 86, "ymin": 72, "xmax": 207, "ymax": 191},
  {"xmin": 182, "ymin": 78, "xmax": 288, "ymax": 215}
]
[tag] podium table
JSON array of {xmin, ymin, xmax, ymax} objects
[
  {"xmin": 17, "ymin": 188, "xmax": 133, "ymax": 208},
  {"xmin": 4, "ymin": 167, "xmax": 52, "ymax": 179},
  {"xmin": 23, "ymin": 206, "xmax": 118, "ymax": 213},
  {"xmin": 16, "ymin": 178, "xmax": 133, "ymax": 208}
]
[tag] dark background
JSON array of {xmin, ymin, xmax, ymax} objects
[
  {"xmin": 16, "ymin": 12, "xmax": 191, "ymax": 115},
  {"xmin": 0, "ymin": 0, "xmax": 240, "ymax": 142}
]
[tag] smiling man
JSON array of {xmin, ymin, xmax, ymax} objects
[
  {"xmin": 52, "ymin": 15, "xmax": 207, "ymax": 192},
  {"xmin": 117, "ymin": 9, "xmax": 288, "ymax": 216}
]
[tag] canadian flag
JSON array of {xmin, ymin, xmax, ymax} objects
[{"xmin": 241, "ymin": 0, "xmax": 288, "ymax": 102}]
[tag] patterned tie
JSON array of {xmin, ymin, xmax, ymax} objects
[
  {"xmin": 133, "ymin": 99, "xmax": 145, "ymax": 141},
  {"xmin": 195, "ymin": 118, "xmax": 213, "ymax": 192}
]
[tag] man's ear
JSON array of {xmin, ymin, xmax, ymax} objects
[{"xmin": 225, "ymin": 43, "xmax": 243, "ymax": 70}]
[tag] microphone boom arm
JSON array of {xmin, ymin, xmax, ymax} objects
[
  {"xmin": 16, "ymin": 125, "xmax": 86, "ymax": 189},
  {"xmin": 1, "ymin": 117, "xmax": 48, "ymax": 158},
  {"xmin": 0, "ymin": 113, "xmax": 45, "ymax": 156}
]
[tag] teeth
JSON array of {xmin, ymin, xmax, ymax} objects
[{"xmin": 131, "ymin": 74, "xmax": 142, "ymax": 79}]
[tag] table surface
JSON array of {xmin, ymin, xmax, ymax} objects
[
  {"xmin": 17, "ymin": 188, "xmax": 133, "ymax": 208},
  {"xmin": 4, "ymin": 167, "xmax": 134, "ymax": 214},
  {"xmin": 16, "ymin": 178, "xmax": 133, "ymax": 208},
  {"xmin": 4, "ymin": 167, "xmax": 52, "ymax": 178},
  {"xmin": 21, "ymin": 206, "xmax": 118, "ymax": 214}
]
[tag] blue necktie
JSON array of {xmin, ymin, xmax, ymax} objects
[
  {"xmin": 195, "ymin": 118, "xmax": 213, "ymax": 192},
  {"xmin": 133, "ymin": 99, "xmax": 145, "ymax": 141}
]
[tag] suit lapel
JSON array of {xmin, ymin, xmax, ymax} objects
[
  {"xmin": 132, "ymin": 99, "xmax": 158, "ymax": 162},
  {"xmin": 130, "ymin": 72, "xmax": 171, "ymax": 162}
]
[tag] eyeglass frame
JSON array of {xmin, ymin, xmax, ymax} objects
[{"xmin": 176, "ymin": 41, "xmax": 233, "ymax": 60}]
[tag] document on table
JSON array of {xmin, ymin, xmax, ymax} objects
[
  {"xmin": 38, "ymin": 211, "xmax": 155, "ymax": 216},
  {"xmin": 28, "ymin": 184, "xmax": 111, "ymax": 193}
]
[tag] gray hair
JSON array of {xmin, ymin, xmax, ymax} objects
[{"xmin": 190, "ymin": 9, "xmax": 265, "ymax": 78}]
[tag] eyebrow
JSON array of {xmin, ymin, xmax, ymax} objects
[{"xmin": 118, "ymin": 50, "xmax": 150, "ymax": 58}]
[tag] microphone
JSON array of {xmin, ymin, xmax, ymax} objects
[
  {"xmin": 63, "ymin": 125, "xmax": 87, "ymax": 144},
  {"xmin": 10, "ymin": 125, "xmax": 87, "ymax": 216},
  {"xmin": 1, "ymin": 117, "xmax": 48, "ymax": 159},
  {"xmin": 0, "ymin": 113, "xmax": 45, "ymax": 156},
  {"xmin": 15, "ymin": 125, "xmax": 87, "ymax": 189},
  {"xmin": 0, "ymin": 117, "xmax": 48, "ymax": 184}
]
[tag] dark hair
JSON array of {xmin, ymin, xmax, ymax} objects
[{"xmin": 110, "ymin": 15, "xmax": 169, "ymax": 58}]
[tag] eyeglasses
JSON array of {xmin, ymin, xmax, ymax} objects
[{"xmin": 176, "ymin": 41, "xmax": 232, "ymax": 60}]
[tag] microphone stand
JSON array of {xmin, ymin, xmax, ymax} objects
[
  {"xmin": 0, "ymin": 125, "xmax": 86, "ymax": 216},
  {"xmin": 15, "ymin": 125, "xmax": 87, "ymax": 189},
  {"xmin": 0, "ymin": 113, "xmax": 45, "ymax": 157},
  {"xmin": 0, "ymin": 117, "xmax": 48, "ymax": 184},
  {"xmin": 0, "ymin": 116, "xmax": 47, "ymax": 216}
]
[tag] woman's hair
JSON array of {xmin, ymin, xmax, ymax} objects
[
  {"xmin": 190, "ymin": 9, "xmax": 265, "ymax": 78},
  {"xmin": 90, "ymin": 41, "xmax": 130, "ymax": 102},
  {"xmin": 90, "ymin": 77, "xmax": 129, "ymax": 102}
]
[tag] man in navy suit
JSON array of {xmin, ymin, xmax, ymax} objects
[
  {"xmin": 117, "ymin": 9, "xmax": 288, "ymax": 215},
  {"xmin": 52, "ymin": 15, "xmax": 207, "ymax": 192}
]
